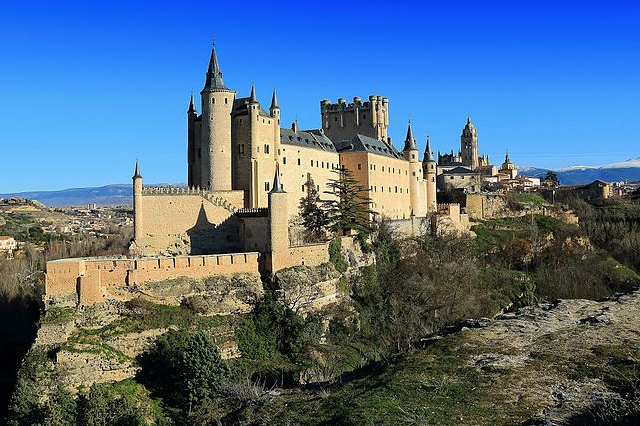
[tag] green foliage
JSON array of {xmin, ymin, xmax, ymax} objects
[
  {"xmin": 6, "ymin": 375, "xmax": 43, "ymax": 426},
  {"xmin": 42, "ymin": 386, "xmax": 77, "ymax": 426},
  {"xmin": 372, "ymin": 222, "xmax": 401, "ymax": 272},
  {"xmin": 299, "ymin": 175, "xmax": 328, "ymax": 242},
  {"xmin": 544, "ymin": 170, "xmax": 559, "ymax": 184},
  {"xmin": 322, "ymin": 168, "xmax": 374, "ymax": 234},
  {"xmin": 138, "ymin": 330, "xmax": 229, "ymax": 414},
  {"xmin": 510, "ymin": 192, "xmax": 548, "ymax": 207},
  {"xmin": 235, "ymin": 291, "xmax": 322, "ymax": 364},
  {"xmin": 328, "ymin": 238, "xmax": 348, "ymax": 273}
]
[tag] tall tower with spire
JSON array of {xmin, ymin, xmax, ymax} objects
[
  {"xmin": 403, "ymin": 120, "xmax": 426, "ymax": 217},
  {"xmin": 422, "ymin": 133, "xmax": 437, "ymax": 213},
  {"xmin": 199, "ymin": 41, "xmax": 236, "ymax": 190},
  {"xmin": 187, "ymin": 91, "xmax": 200, "ymax": 187},
  {"xmin": 460, "ymin": 117, "xmax": 479, "ymax": 170}
]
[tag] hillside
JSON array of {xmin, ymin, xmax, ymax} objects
[
  {"xmin": 233, "ymin": 291, "xmax": 640, "ymax": 425},
  {"xmin": 0, "ymin": 184, "xmax": 133, "ymax": 207}
]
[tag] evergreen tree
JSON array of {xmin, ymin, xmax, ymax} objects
[
  {"xmin": 322, "ymin": 168, "xmax": 375, "ymax": 234},
  {"xmin": 544, "ymin": 171, "xmax": 559, "ymax": 185},
  {"xmin": 299, "ymin": 174, "xmax": 328, "ymax": 242}
]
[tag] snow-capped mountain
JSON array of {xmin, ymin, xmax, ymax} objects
[{"xmin": 522, "ymin": 157, "xmax": 640, "ymax": 185}]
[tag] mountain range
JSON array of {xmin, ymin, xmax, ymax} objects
[
  {"xmin": 520, "ymin": 156, "xmax": 640, "ymax": 186},
  {"xmin": 1, "ymin": 157, "xmax": 639, "ymax": 207}
]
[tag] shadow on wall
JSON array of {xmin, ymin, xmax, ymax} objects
[{"xmin": 187, "ymin": 203, "xmax": 242, "ymax": 255}]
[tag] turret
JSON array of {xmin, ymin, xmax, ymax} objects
[
  {"xmin": 402, "ymin": 120, "xmax": 419, "ymax": 162},
  {"xmin": 200, "ymin": 40, "xmax": 235, "ymax": 191},
  {"xmin": 423, "ymin": 133, "xmax": 437, "ymax": 213},
  {"xmin": 268, "ymin": 164, "xmax": 288, "ymax": 272},
  {"xmin": 270, "ymin": 87, "xmax": 281, "ymax": 155},
  {"xmin": 248, "ymin": 82, "xmax": 260, "ymax": 159},
  {"xmin": 187, "ymin": 91, "xmax": 198, "ymax": 187},
  {"xmin": 132, "ymin": 160, "xmax": 143, "ymax": 243}
]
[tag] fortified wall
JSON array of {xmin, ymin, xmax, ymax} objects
[{"xmin": 45, "ymin": 252, "xmax": 261, "ymax": 306}]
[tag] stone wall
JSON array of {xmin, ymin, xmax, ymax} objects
[
  {"xmin": 133, "ymin": 189, "xmax": 245, "ymax": 256},
  {"xmin": 465, "ymin": 193, "xmax": 509, "ymax": 220},
  {"xmin": 45, "ymin": 252, "xmax": 261, "ymax": 306}
]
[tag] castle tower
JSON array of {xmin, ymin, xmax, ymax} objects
[
  {"xmin": 270, "ymin": 87, "xmax": 281, "ymax": 155},
  {"xmin": 402, "ymin": 121, "xmax": 426, "ymax": 217},
  {"xmin": 460, "ymin": 117, "xmax": 479, "ymax": 170},
  {"xmin": 423, "ymin": 133, "xmax": 437, "ymax": 213},
  {"xmin": 132, "ymin": 160, "xmax": 143, "ymax": 243},
  {"xmin": 268, "ymin": 164, "xmax": 288, "ymax": 272},
  {"xmin": 200, "ymin": 41, "xmax": 235, "ymax": 190},
  {"xmin": 320, "ymin": 95, "xmax": 389, "ymax": 142},
  {"xmin": 187, "ymin": 91, "xmax": 199, "ymax": 187}
]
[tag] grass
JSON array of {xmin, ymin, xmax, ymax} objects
[
  {"xmin": 233, "ymin": 333, "xmax": 544, "ymax": 425},
  {"xmin": 471, "ymin": 215, "xmax": 564, "ymax": 253},
  {"xmin": 42, "ymin": 306, "xmax": 77, "ymax": 325},
  {"xmin": 511, "ymin": 193, "xmax": 549, "ymax": 207}
]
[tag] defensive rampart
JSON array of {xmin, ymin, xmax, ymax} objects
[{"xmin": 45, "ymin": 252, "xmax": 261, "ymax": 306}]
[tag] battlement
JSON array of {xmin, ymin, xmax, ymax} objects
[
  {"xmin": 45, "ymin": 252, "xmax": 261, "ymax": 306},
  {"xmin": 320, "ymin": 95, "xmax": 388, "ymax": 113},
  {"xmin": 141, "ymin": 186, "xmax": 241, "ymax": 213}
]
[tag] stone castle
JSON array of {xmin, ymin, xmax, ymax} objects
[{"xmin": 45, "ymin": 41, "xmax": 472, "ymax": 307}]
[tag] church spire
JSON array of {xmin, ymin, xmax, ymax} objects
[
  {"xmin": 403, "ymin": 119, "xmax": 418, "ymax": 151},
  {"xmin": 504, "ymin": 150, "xmax": 511, "ymax": 163},
  {"xmin": 202, "ymin": 40, "xmax": 228, "ymax": 91},
  {"xmin": 270, "ymin": 163, "xmax": 285, "ymax": 193},
  {"xmin": 249, "ymin": 82, "xmax": 258, "ymax": 104},
  {"xmin": 270, "ymin": 87, "xmax": 279, "ymax": 110},
  {"xmin": 187, "ymin": 91, "xmax": 196, "ymax": 113}
]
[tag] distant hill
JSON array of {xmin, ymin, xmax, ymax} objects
[
  {"xmin": 0, "ymin": 184, "xmax": 134, "ymax": 207},
  {"xmin": 521, "ymin": 156, "xmax": 640, "ymax": 185}
]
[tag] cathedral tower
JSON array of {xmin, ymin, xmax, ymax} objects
[
  {"xmin": 460, "ymin": 117, "xmax": 479, "ymax": 170},
  {"xmin": 200, "ymin": 41, "xmax": 235, "ymax": 190}
]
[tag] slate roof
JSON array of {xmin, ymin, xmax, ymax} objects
[
  {"xmin": 232, "ymin": 97, "xmax": 271, "ymax": 117},
  {"xmin": 280, "ymin": 128, "xmax": 337, "ymax": 152},
  {"xmin": 441, "ymin": 166, "xmax": 479, "ymax": 175},
  {"xmin": 334, "ymin": 134, "xmax": 403, "ymax": 159}
]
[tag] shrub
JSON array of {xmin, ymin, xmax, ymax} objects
[{"xmin": 329, "ymin": 238, "xmax": 348, "ymax": 273}]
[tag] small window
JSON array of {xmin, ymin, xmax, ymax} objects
[
  {"xmin": 395, "ymin": 186, "xmax": 398, "ymax": 193},
  {"xmin": 322, "ymin": 161, "xmax": 324, "ymax": 168},
  {"xmin": 335, "ymin": 117, "xmax": 338, "ymax": 121},
  {"xmin": 301, "ymin": 185, "xmax": 305, "ymax": 192},
  {"xmin": 363, "ymin": 114, "xmax": 366, "ymax": 119},
  {"xmin": 283, "ymin": 157, "xmax": 287, "ymax": 164},
  {"xmin": 198, "ymin": 147, "xmax": 201, "ymax": 158},
  {"xmin": 264, "ymin": 144, "xmax": 270, "ymax": 154},
  {"xmin": 265, "ymin": 182, "xmax": 270, "ymax": 191},
  {"xmin": 358, "ymin": 164, "xmax": 362, "ymax": 170},
  {"xmin": 382, "ymin": 166, "xmax": 385, "ymax": 172},
  {"xmin": 225, "ymin": 98, "xmax": 228, "ymax": 104},
  {"xmin": 212, "ymin": 98, "xmax": 215, "ymax": 104},
  {"xmin": 297, "ymin": 158, "xmax": 301, "ymax": 166},
  {"xmin": 239, "ymin": 144, "xmax": 245, "ymax": 154}
]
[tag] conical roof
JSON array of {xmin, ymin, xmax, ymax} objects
[
  {"xmin": 270, "ymin": 164, "xmax": 285, "ymax": 193},
  {"xmin": 270, "ymin": 87, "xmax": 279, "ymax": 110},
  {"xmin": 202, "ymin": 41, "xmax": 228, "ymax": 91},
  {"xmin": 403, "ymin": 120, "xmax": 418, "ymax": 151},
  {"xmin": 187, "ymin": 91, "xmax": 196, "ymax": 113},
  {"xmin": 249, "ymin": 82, "xmax": 258, "ymax": 104},
  {"xmin": 133, "ymin": 160, "xmax": 142, "ymax": 179},
  {"xmin": 424, "ymin": 133, "xmax": 435, "ymax": 162}
]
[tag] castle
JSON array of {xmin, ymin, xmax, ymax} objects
[{"xmin": 44, "ymin": 41, "xmax": 472, "ymax": 307}]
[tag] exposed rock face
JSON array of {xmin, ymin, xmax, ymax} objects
[{"xmin": 459, "ymin": 291, "xmax": 640, "ymax": 424}]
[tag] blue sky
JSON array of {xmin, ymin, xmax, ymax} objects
[{"xmin": 1, "ymin": 0, "xmax": 639, "ymax": 192}]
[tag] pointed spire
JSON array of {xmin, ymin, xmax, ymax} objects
[
  {"xmin": 133, "ymin": 159, "xmax": 142, "ymax": 179},
  {"xmin": 249, "ymin": 82, "xmax": 258, "ymax": 104},
  {"xmin": 504, "ymin": 150, "xmax": 511, "ymax": 163},
  {"xmin": 202, "ymin": 40, "xmax": 228, "ymax": 91},
  {"xmin": 187, "ymin": 91, "xmax": 196, "ymax": 113},
  {"xmin": 424, "ymin": 131, "xmax": 435, "ymax": 162},
  {"xmin": 270, "ymin": 163, "xmax": 285, "ymax": 193},
  {"xmin": 270, "ymin": 87, "xmax": 279, "ymax": 110},
  {"xmin": 403, "ymin": 119, "xmax": 418, "ymax": 151}
]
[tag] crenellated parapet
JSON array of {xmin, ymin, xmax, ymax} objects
[{"xmin": 141, "ymin": 186, "xmax": 239, "ymax": 213}]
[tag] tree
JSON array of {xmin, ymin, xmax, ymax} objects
[
  {"xmin": 138, "ymin": 330, "xmax": 229, "ymax": 415},
  {"xmin": 299, "ymin": 174, "xmax": 328, "ymax": 242},
  {"xmin": 322, "ymin": 168, "xmax": 375, "ymax": 235},
  {"xmin": 544, "ymin": 171, "xmax": 559, "ymax": 185}
]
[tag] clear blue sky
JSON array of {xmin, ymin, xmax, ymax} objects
[{"xmin": 1, "ymin": 0, "xmax": 639, "ymax": 192}]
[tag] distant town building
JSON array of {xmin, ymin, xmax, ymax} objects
[{"xmin": 0, "ymin": 236, "xmax": 17, "ymax": 258}]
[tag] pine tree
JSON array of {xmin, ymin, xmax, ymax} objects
[
  {"xmin": 322, "ymin": 168, "xmax": 375, "ymax": 235},
  {"xmin": 299, "ymin": 174, "xmax": 328, "ymax": 242}
]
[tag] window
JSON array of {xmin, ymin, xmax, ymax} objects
[
  {"xmin": 381, "ymin": 187, "xmax": 384, "ymax": 192},
  {"xmin": 363, "ymin": 114, "xmax": 366, "ymax": 119},
  {"xmin": 212, "ymin": 98, "xmax": 215, "ymax": 104},
  {"xmin": 198, "ymin": 147, "xmax": 201, "ymax": 158},
  {"xmin": 283, "ymin": 157, "xmax": 287, "ymax": 164},
  {"xmin": 335, "ymin": 117, "xmax": 338, "ymax": 121},
  {"xmin": 302, "ymin": 185, "xmax": 305, "ymax": 191},
  {"xmin": 310, "ymin": 160, "xmax": 313, "ymax": 166},
  {"xmin": 225, "ymin": 98, "xmax": 228, "ymax": 104},
  {"xmin": 297, "ymin": 158, "xmax": 301, "ymax": 166},
  {"xmin": 395, "ymin": 186, "xmax": 398, "ymax": 193},
  {"xmin": 357, "ymin": 164, "xmax": 362, "ymax": 170},
  {"xmin": 322, "ymin": 161, "xmax": 324, "ymax": 168},
  {"xmin": 382, "ymin": 166, "xmax": 385, "ymax": 172},
  {"xmin": 264, "ymin": 144, "xmax": 270, "ymax": 154},
  {"xmin": 239, "ymin": 144, "xmax": 245, "ymax": 154},
  {"xmin": 264, "ymin": 182, "xmax": 270, "ymax": 191}
]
